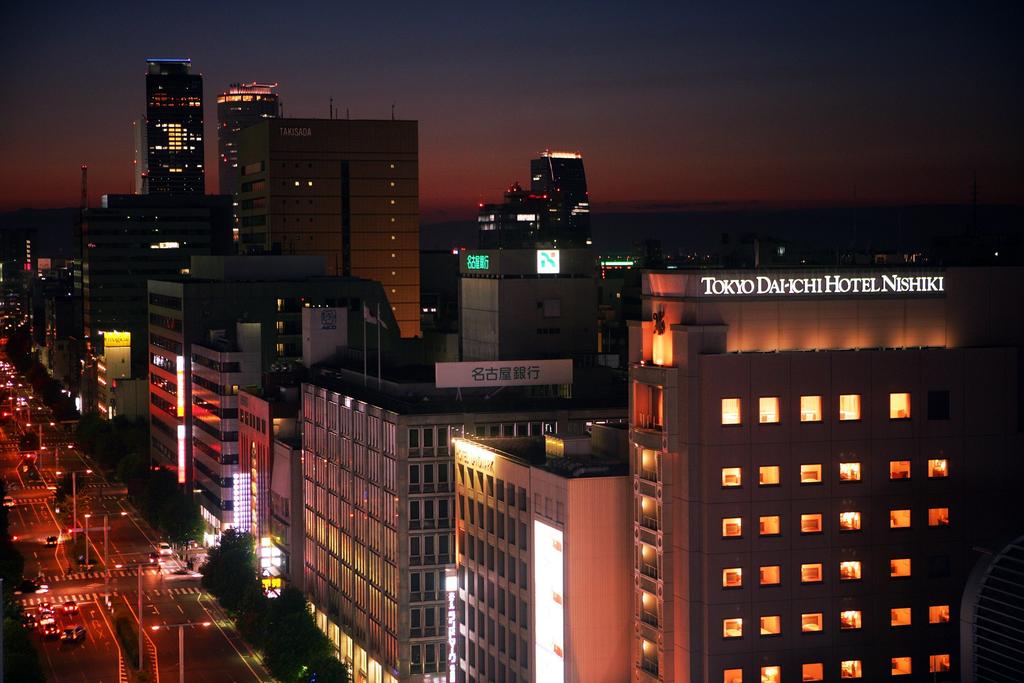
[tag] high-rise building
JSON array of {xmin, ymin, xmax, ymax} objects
[
  {"xmin": 216, "ymin": 82, "xmax": 280, "ymax": 197},
  {"xmin": 139, "ymin": 58, "xmax": 205, "ymax": 195},
  {"xmin": 628, "ymin": 267, "xmax": 1024, "ymax": 683},
  {"xmin": 236, "ymin": 118, "xmax": 421, "ymax": 337}
]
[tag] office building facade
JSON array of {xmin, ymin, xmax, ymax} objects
[
  {"xmin": 216, "ymin": 82, "xmax": 280, "ymax": 197},
  {"xmin": 236, "ymin": 118, "xmax": 421, "ymax": 337},
  {"xmin": 629, "ymin": 268, "xmax": 1024, "ymax": 683},
  {"xmin": 140, "ymin": 58, "xmax": 205, "ymax": 195}
]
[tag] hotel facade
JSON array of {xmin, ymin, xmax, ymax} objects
[{"xmin": 629, "ymin": 268, "xmax": 1024, "ymax": 683}]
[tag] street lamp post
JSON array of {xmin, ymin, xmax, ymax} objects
[
  {"xmin": 84, "ymin": 513, "xmax": 91, "ymax": 566},
  {"xmin": 151, "ymin": 621, "xmax": 212, "ymax": 683}
]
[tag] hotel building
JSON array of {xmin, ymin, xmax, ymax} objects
[
  {"xmin": 453, "ymin": 430, "xmax": 632, "ymax": 683},
  {"xmin": 629, "ymin": 268, "xmax": 1024, "ymax": 683},
  {"xmin": 300, "ymin": 365, "xmax": 625, "ymax": 683}
]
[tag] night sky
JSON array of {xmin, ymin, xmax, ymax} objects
[{"xmin": 1, "ymin": 1, "xmax": 1021, "ymax": 220}]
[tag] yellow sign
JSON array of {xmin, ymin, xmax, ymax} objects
[{"xmin": 102, "ymin": 331, "xmax": 131, "ymax": 348}]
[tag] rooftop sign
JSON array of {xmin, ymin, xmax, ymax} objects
[
  {"xmin": 699, "ymin": 273, "xmax": 945, "ymax": 297},
  {"xmin": 436, "ymin": 359, "xmax": 572, "ymax": 388},
  {"xmin": 466, "ymin": 253, "xmax": 490, "ymax": 271}
]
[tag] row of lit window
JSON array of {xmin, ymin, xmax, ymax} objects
[
  {"xmin": 721, "ymin": 392, "xmax": 911, "ymax": 425},
  {"xmin": 720, "ymin": 507, "xmax": 949, "ymax": 537},
  {"xmin": 722, "ymin": 458, "xmax": 948, "ymax": 487},
  {"xmin": 720, "ymin": 557, "xmax": 929, "ymax": 586},
  {"xmin": 720, "ymin": 604, "xmax": 949, "ymax": 638},
  {"xmin": 722, "ymin": 654, "xmax": 951, "ymax": 682}
]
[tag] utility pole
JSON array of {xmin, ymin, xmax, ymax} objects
[
  {"xmin": 72, "ymin": 471, "xmax": 77, "ymax": 544},
  {"xmin": 84, "ymin": 513, "xmax": 91, "ymax": 566},
  {"xmin": 138, "ymin": 566, "xmax": 144, "ymax": 670},
  {"xmin": 103, "ymin": 513, "xmax": 109, "ymax": 604},
  {"xmin": 179, "ymin": 626, "xmax": 185, "ymax": 683}
]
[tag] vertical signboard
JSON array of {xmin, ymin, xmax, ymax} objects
[
  {"xmin": 175, "ymin": 355, "xmax": 185, "ymax": 417},
  {"xmin": 446, "ymin": 570, "xmax": 458, "ymax": 682},
  {"xmin": 176, "ymin": 424, "xmax": 186, "ymax": 484},
  {"xmin": 534, "ymin": 520, "xmax": 565, "ymax": 682}
]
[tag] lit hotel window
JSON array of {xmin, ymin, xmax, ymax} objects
[
  {"xmin": 723, "ymin": 669, "xmax": 743, "ymax": 683},
  {"xmin": 890, "ymin": 558, "xmax": 912, "ymax": 578},
  {"xmin": 722, "ymin": 517, "xmax": 743, "ymax": 538},
  {"xmin": 800, "ymin": 513, "xmax": 823, "ymax": 534},
  {"xmin": 891, "ymin": 607, "xmax": 912, "ymax": 627},
  {"xmin": 892, "ymin": 657, "xmax": 912, "ymax": 676},
  {"xmin": 839, "ymin": 461, "xmax": 861, "ymax": 482},
  {"xmin": 759, "ymin": 565, "xmax": 781, "ymax": 586},
  {"xmin": 801, "ymin": 613, "xmax": 823, "ymax": 632},
  {"xmin": 802, "ymin": 663, "xmax": 824, "ymax": 681},
  {"xmin": 839, "ymin": 394, "xmax": 861, "ymax": 421},
  {"xmin": 929, "ymin": 604, "xmax": 950, "ymax": 623},
  {"xmin": 801, "ymin": 563, "xmax": 823, "ymax": 583},
  {"xmin": 722, "ymin": 617, "xmax": 743, "ymax": 638},
  {"xmin": 890, "ymin": 509, "xmax": 911, "ymax": 528},
  {"xmin": 840, "ymin": 561, "xmax": 862, "ymax": 581},
  {"xmin": 760, "ymin": 615, "xmax": 781, "ymax": 636},
  {"xmin": 759, "ymin": 515, "xmax": 781, "ymax": 536},
  {"xmin": 839, "ymin": 610, "xmax": 862, "ymax": 630},
  {"xmin": 889, "ymin": 392, "xmax": 911, "ymax": 419},
  {"xmin": 928, "ymin": 507, "xmax": 950, "ymax": 526},
  {"xmin": 800, "ymin": 464, "xmax": 822, "ymax": 484},
  {"xmin": 930, "ymin": 654, "xmax": 951, "ymax": 673},
  {"xmin": 800, "ymin": 395, "xmax": 822, "ymax": 422},
  {"xmin": 928, "ymin": 458, "xmax": 949, "ymax": 478},
  {"xmin": 840, "ymin": 660, "xmax": 863, "ymax": 679},
  {"xmin": 889, "ymin": 460, "xmax": 911, "ymax": 479},
  {"xmin": 760, "ymin": 665, "xmax": 780, "ymax": 683},
  {"xmin": 759, "ymin": 465, "xmax": 780, "ymax": 486},
  {"xmin": 839, "ymin": 511, "xmax": 861, "ymax": 531},
  {"xmin": 759, "ymin": 397, "xmax": 780, "ymax": 423},
  {"xmin": 721, "ymin": 398, "xmax": 742, "ymax": 425},
  {"xmin": 721, "ymin": 467, "xmax": 742, "ymax": 487},
  {"xmin": 722, "ymin": 567, "xmax": 743, "ymax": 588}
]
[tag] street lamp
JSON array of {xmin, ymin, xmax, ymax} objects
[
  {"xmin": 150, "ymin": 621, "xmax": 213, "ymax": 683},
  {"xmin": 83, "ymin": 513, "xmax": 92, "ymax": 566}
]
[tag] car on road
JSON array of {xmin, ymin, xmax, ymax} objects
[
  {"xmin": 2, "ymin": 495, "xmax": 13, "ymax": 507},
  {"xmin": 158, "ymin": 541, "xmax": 173, "ymax": 556},
  {"xmin": 60, "ymin": 626, "xmax": 86, "ymax": 643},
  {"xmin": 62, "ymin": 600, "xmax": 78, "ymax": 614},
  {"xmin": 44, "ymin": 535, "xmax": 59, "ymax": 546},
  {"xmin": 148, "ymin": 552, "xmax": 160, "ymax": 563},
  {"xmin": 41, "ymin": 622, "xmax": 61, "ymax": 639}
]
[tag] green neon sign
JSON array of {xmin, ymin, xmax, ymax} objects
[{"xmin": 466, "ymin": 254, "xmax": 490, "ymax": 270}]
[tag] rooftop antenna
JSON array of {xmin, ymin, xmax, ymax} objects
[
  {"xmin": 391, "ymin": 102, "xmax": 395, "ymax": 120},
  {"xmin": 329, "ymin": 97, "xmax": 334, "ymax": 120},
  {"xmin": 80, "ymin": 164, "xmax": 88, "ymax": 209}
]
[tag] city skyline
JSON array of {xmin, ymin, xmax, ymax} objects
[{"xmin": 1, "ymin": 2, "xmax": 1021, "ymax": 219}]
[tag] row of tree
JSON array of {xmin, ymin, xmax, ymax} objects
[
  {"xmin": 1, "ymin": 480, "xmax": 46, "ymax": 682},
  {"xmin": 2, "ymin": 323, "xmax": 78, "ymax": 421},
  {"xmin": 202, "ymin": 530, "xmax": 350, "ymax": 683}
]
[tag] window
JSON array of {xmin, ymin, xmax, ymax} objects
[
  {"xmin": 800, "ymin": 513, "xmax": 823, "ymax": 534},
  {"xmin": 760, "ymin": 665, "xmax": 780, "ymax": 683},
  {"xmin": 722, "ymin": 618, "xmax": 743, "ymax": 638},
  {"xmin": 722, "ymin": 567, "xmax": 743, "ymax": 588},
  {"xmin": 890, "ymin": 558, "xmax": 912, "ymax": 577},
  {"xmin": 928, "ymin": 554, "xmax": 951, "ymax": 578},
  {"xmin": 928, "ymin": 507, "xmax": 950, "ymax": 526},
  {"xmin": 800, "ymin": 563, "xmax": 823, "ymax": 583},
  {"xmin": 929, "ymin": 604, "xmax": 950, "ymax": 624},
  {"xmin": 839, "ymin": 610, "xmax": 862, "ymax": 630},
  {"xmin": 759, "ymin": 565, "xmax": 781, "ymax": 586},
  {"xmin": 759, "ymin": 465, "xmax": 780, "ymax": 486},
  {"xmin": 838, "ymin": 511, "xmax": 861, "ymax": 531},
  {"xmin": 802, "ymin": 663, "xmax": 824, "ymax": 681},
  {"xmin": 759, "ymin": 397, "xmax": 780, "ymax": 423},
  {"xmin": 801, "ymin": 613, "xmax": 823, "ymax": 632},
  {"xmin": 800, "ymin": 395, "xmax": 822, "ymax": 422},
  {"xmin": 840, "ymin": 660, "xmax": 863, "ymax": 678},
  {"xmin": 929, "ymin": 654, "xmax": 951, "ymax": 673},
  {"xmin": 839, "ymin": 394, "xmax": 861, "ymax": 420},
  {"xmin": 928, "ymin": 458, "xmax": 949, "ymax": 478},
  {"xmin": 722, "ymin": 517, "xmax": 743, "ymax": 538},
  {"xmin": 889, "ymin": 393, "xmax": 911, "ymax": 419},
  {"xmin": 889, "ymin": 460, "xmax": 911, "ymax": 479},
  {"xmin": 928, "ymin": 390, "xmax": 950, "ymax": 420},
  {"xmin": 721, "ymin": 467, "xmax": 742, "ymax": 487},
  {"xmin": 890, "ymin": 509, "xmax": 911, "ymax": 528},
  {"xmin": 759, "ymin": 515, "xmax": 781, "ymax": 536},
  {"xmin": 723, "ymin": 669, "xmax": 743, "ymax": 683},
  {"xmin": 759, "ymin": 615, "xmax": 781, "ymax": 636},
  {"xmin": 891, "ymin": 607, "xmax": 912, "ymax": 627},
  {"xmin": 839, "ymin": 461, "xmax": 861, "ymax": 481},
  {"xmin": 891, "ymin": 657, "xmax": 912, "ymax": 676},
  {"xmin": 840, "ymin": 561, "xmax": 862, "ymax": 581},
  {"xmin": 721, "ymin": 398, "xmax": 741, "ymax": 425},
  {"xmin": 799, "ymin": 464, "xmax": 822, "ymax": 484}
]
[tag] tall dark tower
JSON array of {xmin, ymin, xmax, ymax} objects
[
  {"xmin": 530, "ymin": 149, "xmax": 591, "ymax": 246},
  {"xmin": 216, "ymin": 82, "xmax": 280, "ymax": 196},
  {"xmin": 142, "ymin": 58, "xmax": 205, "ymax": 195}
]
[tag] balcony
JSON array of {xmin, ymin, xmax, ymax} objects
[
  {"xmin": 634, "ymin": 412, "xmax": 663, "ymax": 432},
  {"xmin": 640, "ymin": 514, "xmax": 660, "ymax": 532},
  {"xmin": 640, "ymin": 563, "xmax": 660, "ymax": 580},
  {"xmin": 641, "ymin": 610, "xmax": 659, "ymax": 627},
  {"xmin": 640, "ymin": 659, "xmax": 659, "ymax": 676},
  {"xmin": 640, "ymin": 467, "xmax": 659, "ymax": 482}
]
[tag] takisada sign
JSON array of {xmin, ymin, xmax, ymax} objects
[{"xmin": 699, "ymin": 273, "xmax": 945, "ymax": 297}]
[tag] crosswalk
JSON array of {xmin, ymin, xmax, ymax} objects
[
  {"xmin": 19, "ymin": 586, "xmax": 202, "ymax": 607},
  {"xmin": 39, "ymin": 567, "xmax": 165, "ymax": 583}
]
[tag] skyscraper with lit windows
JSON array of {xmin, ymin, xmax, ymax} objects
[
  {"xmin": 139, "ymin": 58, "xmax": 205, "ymax": 195},
  {"xmin": 217, "ymin": 82, "xmax": 280, "ymax": 196}
]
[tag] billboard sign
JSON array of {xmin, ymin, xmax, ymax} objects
[
  {"xmin": 534, "ymin": 520, "xmax": 565, "ymax": 683},
  {"xmin": 435, "ymin": 359, "xmax": 572, "ymax": 388},
  {"xmin": 698, "ymin": 273, "xmax": 945, "ymax": 298},
  {"xmin": 537, "ymin": 249, "xmax": 560, "ymax": 274}
]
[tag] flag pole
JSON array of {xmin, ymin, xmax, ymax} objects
[{"xmin": 377, "ymin": 302, "xmax": 382, "ymax": 389}]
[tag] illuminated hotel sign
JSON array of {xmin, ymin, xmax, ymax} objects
[
  {"xmin": 466, "ymin": 253, "xmax": 490, "ymax": 271},
  {"xmin": 534, "ymin": 520, "xmax": 565, "ymax": 683},
  {"xmin": 435, "ymin": 359, "xmax": 572, "ymax": 388},
  {"xmin": 102, "ymin": 331, "xmax": 131, "ymax": 348},
  {"xmin": 537, "ymin": 249, "xmax": 560, "ymax": 274},
  {"xmin": 699, "ymin": 273, "xmax": 945, "ymax": 297},
  {"xmin": 175, "ymin": 356, "xmax": 185, "ymax": 417},
  {"xmin": 446, "ymin": 570, "xmax": 458, "ymax": 682}
]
